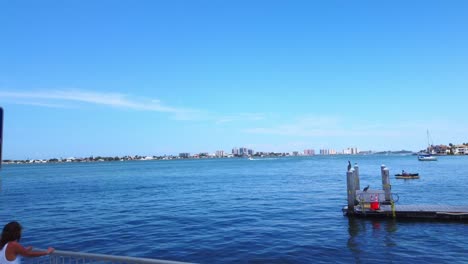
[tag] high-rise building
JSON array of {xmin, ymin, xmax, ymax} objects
[
  {"xmin": 320, "ymin": 149, "xmax": 337, "ymax": 155},
  {"xmin": 215, "ymin": 150, "xmax": 224, "ymax": 157},
  {"xmin": 179, "ymin": 153, "xmax": 190, "ymax": 158},
  {"xmin": 320, "ymin": 149, "xmax": 329, "ymax": 155},
  {"xmin": 343, "ymin": 147, "xmax": 359, "ymax": 154},
  {"xmin": 239, "ymin": 147, "xmax": 248, "ymax": 156},
  {"xmin": 304, "ymin": 149, "xmax": 315, "ymax": 156},
  {"xmin": 233, "ymin": 147, "xmax": 254, "ymax": 156},
  {"xmin": 232, "ymin": 148, "xmax": 239, "ymax": 155}
]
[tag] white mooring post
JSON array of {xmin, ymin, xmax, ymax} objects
[
  {"xmin": 353, "ymin": 164, "xmax": 360, "ymax": 191},
  {"xmin": 381, "ymin": 165, "xmax": 391, "ymax": 202},
  {"xmin": 347, "ymin": 169, "xmax": 356, "ymax": 213}
]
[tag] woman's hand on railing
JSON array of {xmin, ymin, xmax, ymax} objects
[{"xmin": 46, "ymin": 247, "xmax": 55, "ymax": 254}]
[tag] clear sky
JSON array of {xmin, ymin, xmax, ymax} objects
[{"xmin": 1, "ymin": 0, "xmax": 468, "ymax": 159}]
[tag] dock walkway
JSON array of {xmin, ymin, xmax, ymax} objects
[{"xmin": 344, "ymin": 204, "xmax": 468, "ymax": 221}]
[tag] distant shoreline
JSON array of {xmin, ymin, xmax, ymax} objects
[{"xmin": 3, "ymin": 151, "xmax": 467, "ymax": 166}]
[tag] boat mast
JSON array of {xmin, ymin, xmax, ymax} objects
[{"xmin": 427, "ymin": 129, "xmax": 434, "ymax": 154}]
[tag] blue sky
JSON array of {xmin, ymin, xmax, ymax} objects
[{"xmin": 1, "ymin": 0, "xmax": 468, "ymax": 159}]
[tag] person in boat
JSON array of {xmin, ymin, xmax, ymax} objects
[
  {"xmin": 1, "ymin": 221, "xmax": 54, "ymax": 264},
  {"xmin": 402, "ymin": 170, "xmax": 408, "ymax": 176}
]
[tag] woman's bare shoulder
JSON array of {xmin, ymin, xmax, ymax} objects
[{"xmin": 6, "ymin": 241, "xmax": 22, "ymax": 251}]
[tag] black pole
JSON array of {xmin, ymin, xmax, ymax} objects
[{"xmin": 0, "ymin": 107, "xmax": 3, "ymax": 169}]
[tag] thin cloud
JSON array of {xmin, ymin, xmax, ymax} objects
[
  {"xmin": 0, "ymin": 89, "xmax": 269, "ymax": 123},
  {"xmin": 243, "ymin": 116, "xmax": 402, "ymax": 137},
  {"xmin": 243, "ymin": 116, "xmax": 340, "ymax": 136},
  {"xmin": 0, "ymin": 89, "xmax": 190, "ymax": 114},
  {"xmin": 216, "ymin": 113, "xmax": 266, "ymax": 123},
  {"xmin": 7, "ymin": 100, "xmax": 71, "ymax": 109}
]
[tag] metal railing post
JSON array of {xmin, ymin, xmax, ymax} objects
[{"xmin": 24, "ymin": 249, "xmax": 193, "ymax": 264}]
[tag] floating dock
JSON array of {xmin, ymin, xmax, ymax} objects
[{"xmin": 343, "ymin": 164, "xmax": 468, "ymax": 221}]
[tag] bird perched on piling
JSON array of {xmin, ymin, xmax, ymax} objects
[
  {"xmin": 363, "ymin": 185, "xmax": 370, "ymax": 192},
  {"xmin": 347, "ymin": 161, "xmax": 352, "ymax": 171}
]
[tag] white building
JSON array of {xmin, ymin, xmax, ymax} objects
[{"xmin": 454, "ymin": 146, "xmax": 468, "ymax": 155}]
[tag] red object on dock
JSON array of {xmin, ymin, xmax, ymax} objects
[{"xmin": 370, "ymin": 201, "xmax": 380, "ymax": 210}]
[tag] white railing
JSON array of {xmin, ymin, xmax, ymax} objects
[{"xmin": 22, "ymin": 249, "xmax": 193, "ymax": 264}]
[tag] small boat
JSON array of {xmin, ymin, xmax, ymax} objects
[
  {"xmin": 418, "ymin": 154, "xmax": 437, "ymax": 161},
  {"xmin": 395, "ymin": 173, "xmax": 419, "ymax": 179}
]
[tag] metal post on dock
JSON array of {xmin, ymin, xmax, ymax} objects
[
  {"xmin": 353, "ymin": 163, "xmax": 360, "ymax": 191},
  {"xmin": 381, "ymin": 165, "xmax": 392, "ymax": 202},
  {"xmin": 347, "ymin": 169, "xmax": 356, "ymax": 213}
]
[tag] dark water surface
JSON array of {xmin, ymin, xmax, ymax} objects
[{"xmin": 1, "ymin": 155, "xmax": 467, "ymax": 263}]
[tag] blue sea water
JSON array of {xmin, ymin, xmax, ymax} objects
[{"xmin": 1, "ymin": 155, "xmax": 467, "ymax": 263}]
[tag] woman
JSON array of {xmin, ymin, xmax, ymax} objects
[{"xmin": 0, "ymin": 222, "xmax": 54, "ymax": 264}]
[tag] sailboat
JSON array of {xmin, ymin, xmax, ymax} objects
[{"xmin": 418, "ymin": 130, "xmax": 437, "ymax": 161}]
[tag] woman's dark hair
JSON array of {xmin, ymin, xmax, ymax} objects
[{"xmin": 1, "ymin": 222, "xmax": 22, "ymax": 248}]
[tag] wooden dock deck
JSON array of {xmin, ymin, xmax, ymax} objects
[{"xmin": 343, "ymin": 204, "xmax": 468, "ymax": 221}]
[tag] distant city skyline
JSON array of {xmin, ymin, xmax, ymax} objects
[
  {"xmin": 4, "ymin": 142, "xmax": 468, "ymax": 162},
  {"xmin": 1, "ymin": 1, "xmax": 468, "ymax": 160}
]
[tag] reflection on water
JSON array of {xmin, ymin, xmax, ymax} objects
[
  {"xmin": 347, "ymin": 217, "xmax": 364, "ymax": 262},
  {"xmin": 347, "ymin": 217, "xmax": 398, "ymax": 262}
]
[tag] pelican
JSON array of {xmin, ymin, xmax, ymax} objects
[{"xmin": 363, "ymin": 185, "xmax": 370, "ymax": 192}]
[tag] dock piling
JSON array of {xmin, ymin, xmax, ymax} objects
[
  {"xmin": 381, "ymin": 165, "xmax": 392, "ymax": 202},
  {"xmin": 353, "ymin": 164, "xmax": 360, "ymax": 191},
  {"xmin": 347, "ymin": 169, "xmax": 356, "ymax": 214}
]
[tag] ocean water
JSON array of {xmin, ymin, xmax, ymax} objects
[{"xmin": 0, "ymin": 155, "xmax": 467, "ymax": 263}]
